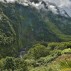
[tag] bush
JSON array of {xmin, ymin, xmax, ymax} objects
[
  {"xmin": 48, "ymin": 42, "xmax": 71, "ymax": 50},
  {"xmin": 25, "ymin": 59, "xmax": 36, "ymax": 66},
  {"xmin": 48, "ymin": 42, "xmax": 59, "ymax": 50},
  {"xmin": 15, "ymin": 58, "xmax": 28, "ymax": 71},
  {"xmin": 27, "ymin": 44, "xmax": 49, "ymax": 59},
  {"xmin": 37, "ymin": 54, "xmax": 58, "ymax": 65},
  {"xmin": 50, "ymin": 50, "xmax": 62, "ymax": 56},
  {"xmin": 3, "ymin": 57, "xmax": 15, "ymax": 71},
  {"xmin": 61, "ymin": 48, "xmax": 71, "ymax": 54}
]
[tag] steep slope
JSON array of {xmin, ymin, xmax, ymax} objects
[
  {"xmin": 0, "ymin": 2, "xmax": 71, "ymax": 57},
  {"xmin": 42, "ymin": 11, "xmax": 71, "ymax": 41},
  {"xmin": 0, "ymin": 9, "xmax": 17, "ymax": 57},
  {"xmin": 0, "ymin": 2, "xmax": 59, "ymax": 57}
]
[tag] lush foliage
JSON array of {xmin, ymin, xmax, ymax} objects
[
  {"xmin": 0, "ymin": 42, "xmax": 71, "ymax": 71},
  {"xmin": 25, "ymin": 44, "xmax": 49, "ymax": 59}
]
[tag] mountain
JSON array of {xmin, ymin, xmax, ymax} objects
[
  {"xmin": 0, "ymin": 0, "xmax": 71, "ymax": 17},
  {"xmin": 16, "ymin": 0, "xmax": 71, "ymax": 17},
  {"xmin": 0, "ymin": 1, "xmax": 71, "ymax": 71},
  {"xmin": 0, "ymin": 1, "xmax": 71, "ymax": 57}
]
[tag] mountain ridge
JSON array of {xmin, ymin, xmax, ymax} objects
[{"xmin": 0, "ymin": 0, "xmax": 71, "ymax": 17}]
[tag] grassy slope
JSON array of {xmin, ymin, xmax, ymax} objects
[
  {"xmin": 45, "ymin": 19, "xmax": 71, "ymax": 41},
  {"xmin": 28, "ymin": 54, "xmax": 71, "ymax": 71},
  {"xmin": 30, "ymin": 54, "xmax": 71, "ymax": 71}
]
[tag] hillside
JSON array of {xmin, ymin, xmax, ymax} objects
[
  {"xmin": 0, "ymin": 2, "xmax": 71, "ymax": 57},
  {"xmin": 0, "ymin": 42, "xmax": 71, "ymax": 71},
  {"xmin": 0, "ymin": 1, "xmax": 71, "ymax": 71}
]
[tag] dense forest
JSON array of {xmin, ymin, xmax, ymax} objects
[{"xmin": 0, "ymin": 1, "xmax": 71, "ymax": 71}]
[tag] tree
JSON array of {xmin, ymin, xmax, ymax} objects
[
  {"xmin": 15, "ymin": 58, "xmax": 28, "ymax": 71},
  {"xmin": 4, "ymin": 57, "xmax": 15, "ymax": 71},
  {"xmin": 27, "ymin": 44, "xmax": 49, "ymax": 59}
]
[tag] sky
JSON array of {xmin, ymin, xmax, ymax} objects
[
  {"xmin": 0, "ymin": 0, "xmax": 71, "ymax": 6},
  {"xmin": 7, "ymin": 0, "xmax": 14, "ymax": 2},
  {"xmin": 0, "ymin": 0, "xmax": 15, "ymax": 2}
]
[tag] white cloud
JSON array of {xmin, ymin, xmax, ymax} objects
[
  {"xmin": 31, "ymin": 2, "xmax": 41, "ymax": 8},
  {"xmin": 59, "ymin": 0, "xmax": 71, "ymax": 7},
  {"xmin": 48, "ymin": 5, "xmax": 58, "ymax": 14},
  {"xmin": 7, "ymin": 0, "xmax": 15, "ymax": 2},
  {"xmin": 0, "ymin": 0, "xmax": 15, "ymax": 2}
]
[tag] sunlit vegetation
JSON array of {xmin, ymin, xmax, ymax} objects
[{"xmin": 0, "ymin": 41, "xmax": 71, "ymax": 71}]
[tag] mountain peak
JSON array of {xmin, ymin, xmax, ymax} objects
[{"xmin": 17, "ymin": 0, "xmax": 71, "ymax": 17}]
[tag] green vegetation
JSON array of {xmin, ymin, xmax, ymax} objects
[
  {"xmin": 0, "ymin": 41, "xmax": 71, "ymax": 71},
  {"xmin": 0, "ymin": 2, "xmax": 71, "ymax": 58},
  {"xmin": 0, "ymin": 57, "xmax": 28, "ymax": 71},
  {"xmin": 4, "ymin": 57, "xmax": 15, "ymax": 71},
  {"xmin": 25, "ymin": 44, "xmax": 49, "ymax": 59},
  {"xmin": 0, "ymin": 2, "xmax": 71, "ymax": 71}
]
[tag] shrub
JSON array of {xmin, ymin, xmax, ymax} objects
[
  {"xmin": 25, "ymin": 59, "xmax": 36, "ymax": 66},
  {"xmin": 3, "ymin": 57, "xmax": 15, "ymax": 71},
  {"xmin": 48, "ymin": 42, "xmax": 59, "ymax": 50},
  {"xmin": 37, "ymin": 55, "xmax": 57, "ymax": 65},
  {"xmin": 27, "ymin": 44, "xmax": 49, "ymax": 59},
  {"xmin": 61, "ymin": 48, "xmax": 71, "ymax": 54},
  {"xmin": 50, "ymin": 50, "xmax": 62, "ymax": 56},
  {"xmin": 48, "ymin": 42, "xmax": 71, "ymax": 50},
  {"xmin": 15, "ymin": 58, "xmax": 28, "ymax": 71}
]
